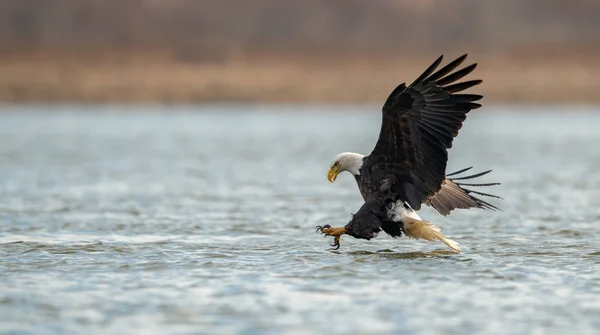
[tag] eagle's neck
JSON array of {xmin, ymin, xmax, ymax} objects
[{"xmin": 337, "ymin": 152, "xmax": 365, "ymax": 176}]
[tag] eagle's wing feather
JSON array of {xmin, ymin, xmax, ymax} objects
[
  {"xmin": 425, "ymin": 168, "xmax": 502, "ymax": 216},
  {"xmin": 364, "ymin": 54, "xmax": 483, "ymax": 210}
]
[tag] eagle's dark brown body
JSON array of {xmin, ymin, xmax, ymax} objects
[{"xmin": 344, "ymin": 178, "xmax": 400, "ymax": 240}]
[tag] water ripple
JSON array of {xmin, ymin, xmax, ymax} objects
[{"xmin": 1, "ymin": 109, "xmax": 600, "ymax": 334}]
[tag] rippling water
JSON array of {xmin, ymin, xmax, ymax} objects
[{"xmin": 1, "ymin": 105, "xmax": 600, "ymax": 334}]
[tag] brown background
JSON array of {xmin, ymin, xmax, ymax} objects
[{"xmin": 0, "ymin": 0, "xmax": 599, "ymax": 103}]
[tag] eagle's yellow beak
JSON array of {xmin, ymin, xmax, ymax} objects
[{"xmin": 327, "ymin": 167, "xmax": 340, "ymax": 183}]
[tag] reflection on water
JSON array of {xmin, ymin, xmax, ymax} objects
[{"xmin": 1, "ymin": 105, "xmax": 600, "ymax": 334}]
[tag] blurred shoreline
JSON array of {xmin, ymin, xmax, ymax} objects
[
  {"xmin": 0, "ymin": 47, "xmax": 598, "ymax": 104},
  {"xmin": 1, "ymin": 0, "xmax": 599, "ymax": 104}
]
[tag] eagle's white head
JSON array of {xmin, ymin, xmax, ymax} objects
[{"xmin": 327, "ymin": 152, "xmax": 365, "ymax": 182}]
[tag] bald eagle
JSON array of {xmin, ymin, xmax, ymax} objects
[{"xmin": 316, "ymin": 54, "xmax": 501, "ymax": 252}]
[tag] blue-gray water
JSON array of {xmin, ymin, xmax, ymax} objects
[{"xmin": 1, "ymin": 106, "xmax": 599, "ymax": 335}]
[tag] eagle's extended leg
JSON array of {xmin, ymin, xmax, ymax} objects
[{"xmin": 315, "ymin": 224, "xmax": 346, "ymax": 250}]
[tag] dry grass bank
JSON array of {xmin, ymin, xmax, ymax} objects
[{"xmin": 0, "ymin": 50, "xmax": 598, "ymax": 104}]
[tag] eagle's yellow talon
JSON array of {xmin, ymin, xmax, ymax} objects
[{"xmin": 315, "ymin": 225, "xmax": 346, "ymax": 249}]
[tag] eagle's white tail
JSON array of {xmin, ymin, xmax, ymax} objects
[{"xmin": 402, "ymin": 217, "xmax": 461, "ymax": 253}]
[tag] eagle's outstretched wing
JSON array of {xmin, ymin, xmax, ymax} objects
[
  {"xmin": 426, "ymin": 167, "xmax": 502, "ymax": 216},
  {"xmin": 364, "ymin": 54, "xmax": 482, "ymax": 210}
]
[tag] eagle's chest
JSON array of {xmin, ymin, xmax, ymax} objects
[
  {"xmin": 354, "ymin": 169, "xmax": 381, "ymax": 201},
  {"xmin": 355, "ymin": 165, "xmax": 403, "ymax": 201}
]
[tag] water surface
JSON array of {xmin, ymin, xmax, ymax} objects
[{"xmin": 1, "ymin": 105, "xmax": 600, "ymax": 334}]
